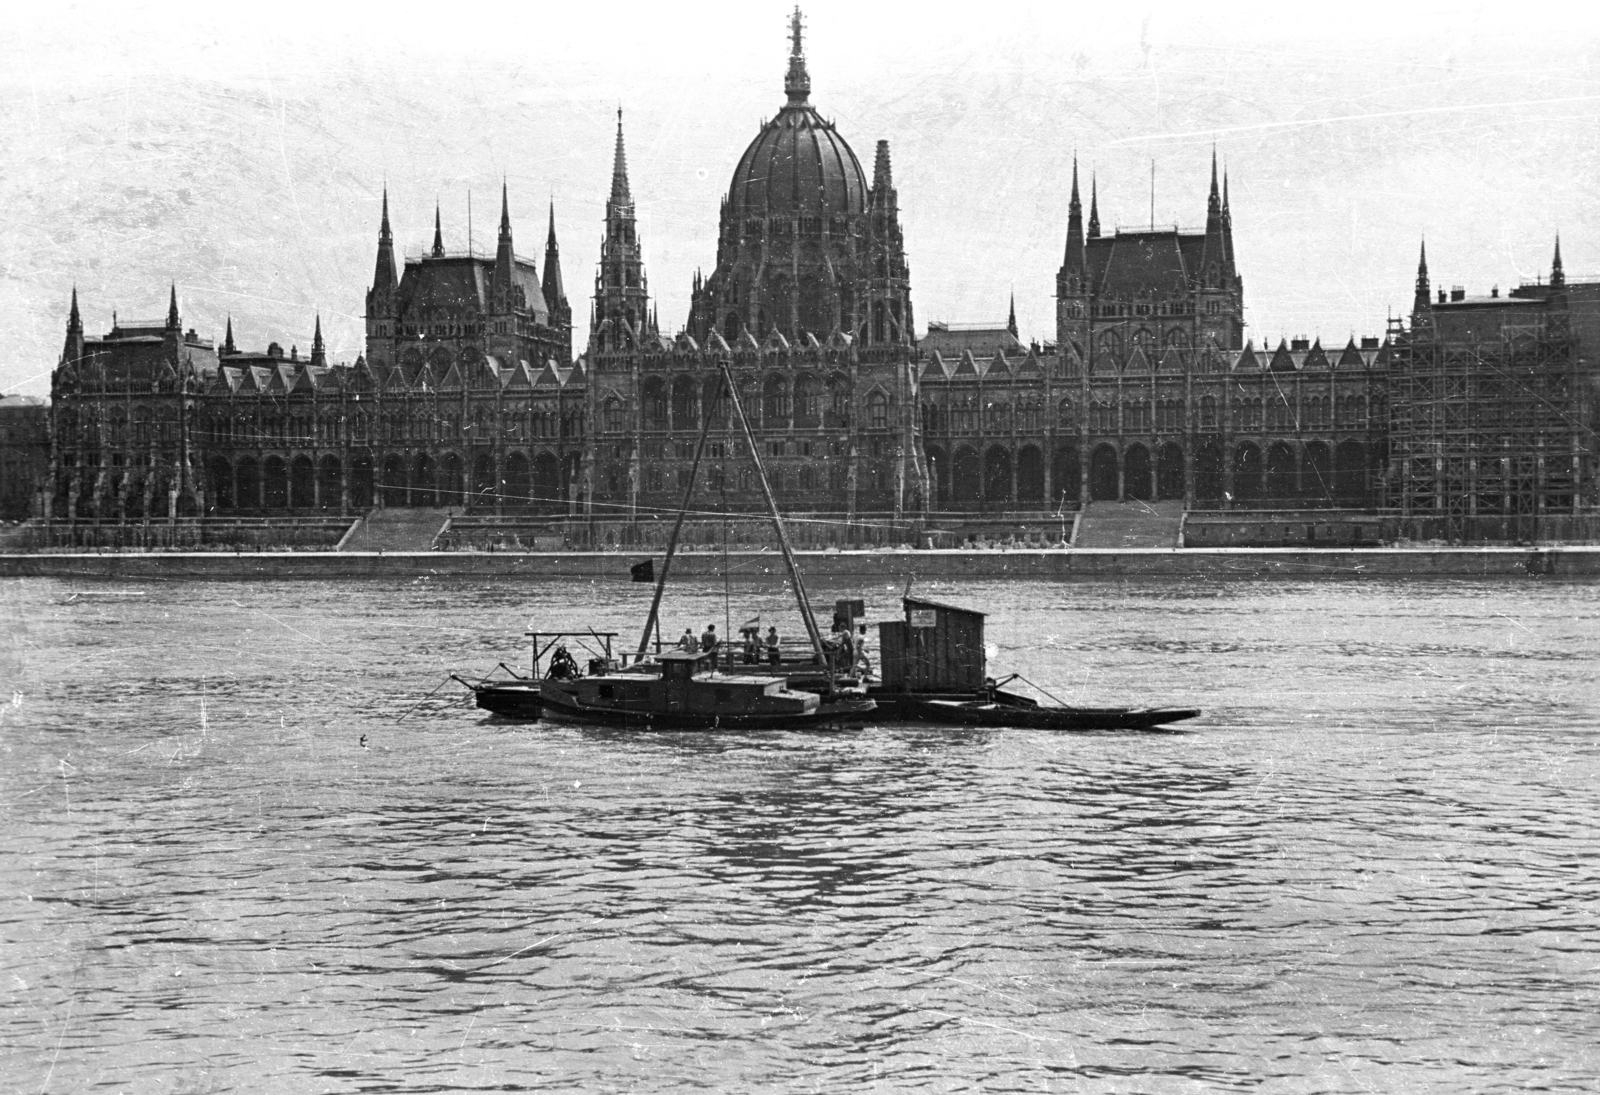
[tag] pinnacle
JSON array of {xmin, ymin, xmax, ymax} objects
[
  {"xmin": 432, "ymin": 204, "xmax": 444, "ymax": 256},
  {"xmin": 611, "ymin": 109, "xmax": 632, "ymax": 205},
  {"xmin": 785, "ymin": 6, "xmax": 811, "ymax": 106}
]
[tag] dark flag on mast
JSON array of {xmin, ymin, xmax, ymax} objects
[{"xmin": 630, "ymin": 559, "xmax": 655, "ymax": 583}]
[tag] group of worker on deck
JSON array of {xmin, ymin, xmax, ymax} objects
[
  {"xmin": 677, "ymin": 623, "xmax": 783, "ymax": 665},
  {"xmin": 673, "ymin": 617, "xmax": 870, "ymax": 676}
]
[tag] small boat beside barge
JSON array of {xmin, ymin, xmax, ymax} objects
[{"xmin": 866, "ymin": 595, "xmax": 1199, "ymax": 731}]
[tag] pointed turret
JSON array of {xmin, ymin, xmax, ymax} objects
[
  {"xmin": 611, "ymin": 109, "xmax": 631, "ymax": 205},
  {"xmin": 874, "ymin": 139, "xmax": 893, "ymax": 190},
  {"xmin": 1551, "ymin": 234, "xmax": 1565, "ymax": 290},
  {"xmin": 1007, "ymin": 293, "xmax": 1018, "ymax": 337},
  {"xmin": 166, "ymin": 284, "xmax": 180, "ymax": 330},
  {"xmin": 1063, "ymin": 157, "xmax": 1086, "ymax": 279},
  {"xmin": 1221, "ymin": 169, "xmax": 1235, "ymax": 270},
  {"xmin": 493, "ymin": 181, "xmax": 517, "ymax": 301},
  {"xmin": 594, "ymin": 111, "xmax": 652, "ymax": 351},
  {"xmin": 1087, "ymin": 175, "xmax": 1101, "ymax": 239},
  {"xmin": 311, "ymin": 314, "xmax": 326, "ymax": 367},
  {"xmin": 869, "ymin": 140, "xmax": 899, "ymax": 222},
  {"xmin": 1203, "ymin": 147, "xmax": 1226, "ymax": 281},
  {"xmin": 372, "ymin": 188, "xmax": 398, "ymax": 293},
  {"xmin": 62, "ymin": 286, "xmax": 85, "ymax": 363},
  {"xmin": 222, "ymin": 315, "xmax": 237, "ymax": 355},
  {"xmin": 1412, "ymin": 239, "xmax": 1431, "ymax": 317},
  {"xmin": 431, "ymin": 204, "xmax": 444, "ymax": 257},
  {"xmin": 785, "ymin": 5, "xmax": 811, "ymax": 106},
  {"xmin": 542, "ymin": 201, "xmax": 567, "ymax": 313}
]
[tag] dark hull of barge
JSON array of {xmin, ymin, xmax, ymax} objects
[
  {"xmin": 868, "ymin": 688, "xmax": 1199, "ymax": 731},
  {"xmin": 537, "ymin": 687, "xmax": 876, "ymax": 731}
]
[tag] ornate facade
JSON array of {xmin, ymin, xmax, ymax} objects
[
  {"xmin": 585, "ymin": 11, "xmax": 923, "ymax": 520},
  {"xmin": 917, "ymin": 157, "xmax": 1386, "ymax": 510},
  {"xmin": 1386, "ymin": 240, "xmax": 1600, "ymax": 533},
  {"xmin": 35, "ymin": 8, "xmax": 1595, "ymax": 530}
]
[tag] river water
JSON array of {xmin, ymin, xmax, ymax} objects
[{"xmin": 1, "ymin": 575, "xmax": 1597, "ymax": 1093}]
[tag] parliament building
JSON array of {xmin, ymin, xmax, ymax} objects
[{"xmin": 38, "ymin": 11, "xmax": 1599, "ymax": 538}]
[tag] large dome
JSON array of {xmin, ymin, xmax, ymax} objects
[
  {"xmin": 726, "ymin": 107, "xmax": 867, "ymax": 219},
  {"xmin": 724, "ymin": 15, "xmax": 867, "ymax": 219}
]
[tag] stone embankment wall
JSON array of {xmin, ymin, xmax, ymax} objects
[{"xmin": 2, "ymin": 546, "xmax": 1594, "ymax": 580}]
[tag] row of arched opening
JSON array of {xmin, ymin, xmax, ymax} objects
[
  {"xmin": 627, "ymin": 373, "xmax": 886, "ymax": 433},
  {"xmin": 204, "ymin": 450, "xmax": 578, "ymax": 513},
  {"xmin": 924, "ymin": 440, "xmax": 1375, "ymax": 509}
]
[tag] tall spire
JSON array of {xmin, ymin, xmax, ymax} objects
[
  {"xmin": 223, "ymin": 314, "xmax": 236, "ymax": 355},
  {"xmin": 1203, "ymin": 146, "xmax": 1226, "ymax": 279},
  {"xmin": 1064, "ymin": 157, "xmax": 1085, "ymax": 277},
  {"xmin": 431, "ymin": 203, "xmax": 444, "ymax": 257},
  {"xmin": 611, "ymin": 109, "xmax": 631, "ymax": 205},
  {"xmin": 63, "ymin": 285, "xmax": 85, "ymax": 363},
  {"xmin": 1087, "ymin": 175, "xmax": 1101, "ymax": 239},
  {"xmin": 1007, "ymin": 292, "xmax": 1018, "ymax": 337},
  {"xmin": 1221, "ymin": 167, "xmax": 1235, "ymax": 271},
  {"xmin": 1208, "ymin": 146, "xmax": 1221, "ymax": 213},
  {"xmin": 493, "ymin": 181, "xmax": 516, "ymax": 299},
  {"xmin": 1413, "ymin": 239, "xmax": 1431, "ymax": 316},
  {"xmin": 1551, "ymin": 234, "xmax": 1565, "ymax": 290},
  {"xmin": 166, "ymin": 284, "xmax": 180, "ymax": 330},
  {"xmin": 372, "ymin": 188, "xmax": 398, "ymax": 292},
  {"xmin": 785, "ymin": 6, "xmax": 811, "ymax": 106},
  {"xmin": 543, "ymin": 200, "xmax": 567, "ymax": 311},
  {"xmin": 310, "ymin": 314, "xmax": 326, "ymax": 366},
  {"xmin": 596, "ymin": 112, "xmax": 651, "ymax": 351},
  {"xmin": 873, "ymin": 139, "xmax": 893, "ymax": 189}
]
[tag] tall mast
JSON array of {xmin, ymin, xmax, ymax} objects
[
  {"xmin": 636, "ymin": 384, "xmax": 720, "ymax": 658},
  {"xmin": 719, "ymin": 361, "xmax": 826, "ymax": 663}
]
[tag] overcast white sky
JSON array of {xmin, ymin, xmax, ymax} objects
[{"xmin": 3, "ymin": 0, "xmax": 1599, "ymax": 394}]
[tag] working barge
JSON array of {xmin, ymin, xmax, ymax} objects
[{"xmin": 459, "ymin": 359, "xmax": 1197, "ymax": 732}]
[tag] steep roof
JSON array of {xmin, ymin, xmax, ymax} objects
[
  {"xmin": 922, "ymin": 323, "xmax": 1024, "ymax": 359},
  {"xmin": 396, "ymin": 254, "xmax": 549, "ymax": 324},
  {"xmin": 1087, "ymin": 228, "xmax": 1203, "ymax": 299}
]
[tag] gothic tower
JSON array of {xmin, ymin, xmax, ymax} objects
[
  {"xmin": 591, "ymin": 111, "xmax": 654, "ymax": 351},
  {"xmin": 1055, "ymin": 157, "xmax": 1089, "ymax": 358},
  {"xmin": 544, "ymin": 202, "xmax": 571, "ymax": 336}
]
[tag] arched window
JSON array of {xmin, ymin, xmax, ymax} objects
[
  {"xmin": 643, "ymin": 377, "xmax": 668, "ymax": 430},
  {"xmin": 867, "ymin": 391, "xmax": 889, "ymax": 429},
  {"xmin": 1057, "ymin": 398, "xmax": 1075, "ymax": 429},
  {"xmin": 794, "ymin": 375, "xmax": 821, "ymax": 425},
  {"xmin": 763, "ymin": 375, "xmax": 791, "ymax": 424}
]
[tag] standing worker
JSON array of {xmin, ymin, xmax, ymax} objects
[
  {"xmin": 700, "ymin": 623, "xmax": 719, "ymax": 657},
  {"xmin": 765, "ymin": 625, "xmax": 781, "ymax": 665}
]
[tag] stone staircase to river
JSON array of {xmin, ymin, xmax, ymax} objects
[
  {"xmin": 338, "ymin": 507, "xmax": 451, "ymax": 552},
  {"xmin": 1073, "ymin": 500, "xmax": 1186, "ymax": 549}
]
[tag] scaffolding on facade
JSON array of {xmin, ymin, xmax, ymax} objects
[{"xmin": 1385, "ymin": 306, "xmax": 1592, "ymax": 541}]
